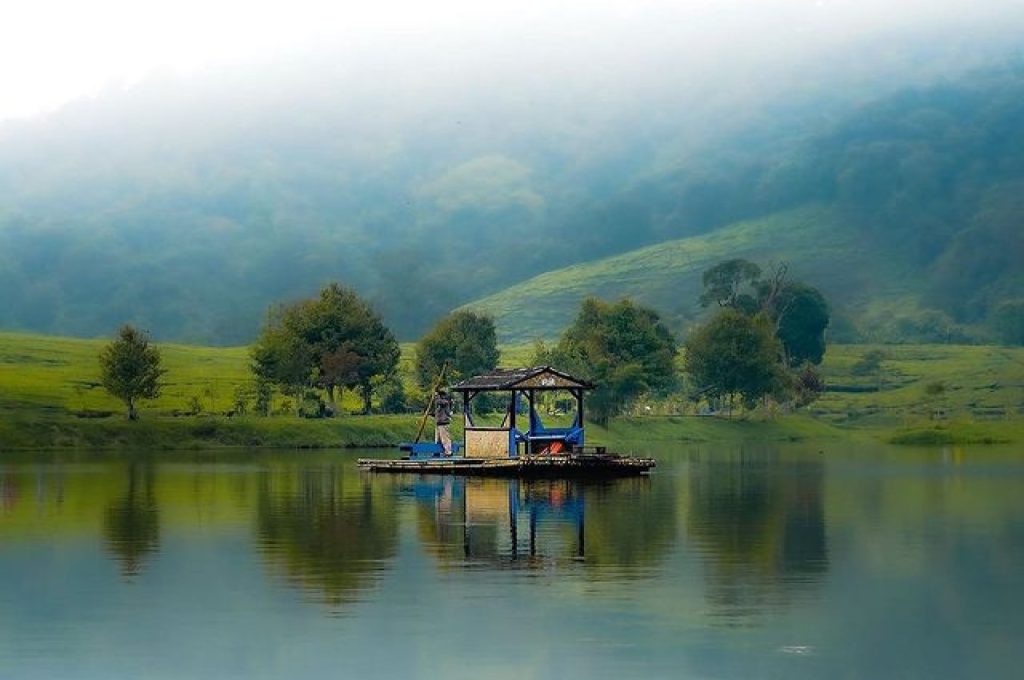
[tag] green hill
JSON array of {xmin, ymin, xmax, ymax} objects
[
  {"xmin": 465, "ymin": 205, "xmax": 921, "ymax": 344},
  {"xmin": 2, "ymin": 60, "xmax": 1023, "ymax": 343}
]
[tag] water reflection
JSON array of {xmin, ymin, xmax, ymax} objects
[
  {"xmin": 404, "ymin": 475, "xmax": 675, "ymax": 574},
  {"xmin": 102, "ymin": 461, "xmax": 160, "ymax": 578},
  {"xmin": 3, "ymin": 447, "xmax": 1024, "ymax": 680},
  {"xmin": 686, "ymin": 448, "xmax": 828, "ymax": 623},
  {"xmin": 255, "ymin": 463, "xmax": 398, "ymax": 607}
]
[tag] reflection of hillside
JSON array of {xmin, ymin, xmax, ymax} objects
[
  {"xmin": 256, "ymin": 465, "xmax": 398, "ymax": 608},
  {"xmin": 410, "ymin": 476, "xmax": 675, "ymax": 575},
  {"xmin": 687, "ymin": 449, "xmax": 828, "ymax": 623},
  {"xmin": 103, "ymin": 462, "xmax": 160, "ymax": 578}
]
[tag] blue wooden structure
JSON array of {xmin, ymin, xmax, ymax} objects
[
  {"xmin": 372, "ymin": 366, "xmax": 656, "ymax": 476},
  {"xmin": 399, "ymin": 440, "xmax": 462, "ymax": 459},
  {"xmin": 399, "ymin": 366, "xmax": 593, "ymax": 461},
  {"xmin": 453, "ymin": 366, "xmax": 594, "ymax": 460}
]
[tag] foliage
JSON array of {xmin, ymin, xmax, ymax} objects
[
  {"xmin": 684, "ymin": 309, "xmax": 784, "ymax": 411},
  {"xmin": 185, "ymin": 395, "xmax": 203, "ymax": 416},
  {"xmin": 697, "ymin": 259, "xmax": 831, "ymax": 366},
  {"xmin": 989, "ymin": 299, "xmax": 1024, "ymax": 346},
  {"xmin": 792, "ymin": 363, "xmax": 825, "ymax": 406},
  {"xmin": 851, "ymin": 349, "xmax": 888, "ymax": 376},
  {"xmin": 872, "ymin": 309, "xmax": 974, "ymax": 345},
  {"xmin": 251, "ymin": 283, "xmax": 400, "ymax": 413},
  {"xmin": 548, "ymin": 298, "xmax": 677, "ymax": 425},
  {"xmin": 376, "ymin": 375, "xmax": 408, "ymax": 414},
  {"xmin": 699, "ymin": 258, "xmax": 762, "ymax": 310},
  {"xmin": 98, "ymin": 325, "xmax": 166, "ymax": 420},
  {"xmin": 772, "ymin": 283, "xmax": 830, "ymax": 366},
  {"xmin": 414, "ymin": 310, "xmax": 499, "ymax": 388},
  {"xmin": 683, "ymin": 260, "xmax": 830, "ymax": 413}
]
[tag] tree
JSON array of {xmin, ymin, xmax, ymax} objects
[
  {"xmin": 415, "ymin": 310, "xmax": 500, "ymax": 387},
  {"xmin": 684, "ymin": 309, "xmax": 784, "ymax": 413},
  {"xmin": 551, "ymin": 298, "xmax": 677, "ymax": 425},
  {"xmin": 251, "ymin": 283, "xmax": 400, "ymax": 414},
  {"xmin": 700, "ymin": 259, "xmax": 831, "ymax": 366},
  {"xmin": 990, "ymin": 299, "xmax": 1024, "ymax": 346},
  {"xmin": 699, "ymin": 258, "xmax": 762, "ymax": 310},
  {"xmin": 98, "ymin": 325, "xmax": 166, "ymax": 420},
  {"xmin": 770, "ymin": 283, "xmax": 830, "ymax": 366}
]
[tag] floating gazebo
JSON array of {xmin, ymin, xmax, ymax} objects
[
  {"xmin": 454, "ymin": 366, "xmax": 592, "ymax": 459},
  {"xmin": 359, "ymin": 366, "xmax": 655, "ymax": 477}
]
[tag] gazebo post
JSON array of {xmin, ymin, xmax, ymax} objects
[{"xmin": 508, "ymin": 389, "xmax": 517, "ymax": 458}]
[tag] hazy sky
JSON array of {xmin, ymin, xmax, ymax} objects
[{"xmin": 2, "ymin": 0, "xmax": 1022, "ymax": 122}]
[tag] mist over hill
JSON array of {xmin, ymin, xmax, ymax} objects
[{"xmin": 0, "ymin": 12, "xmax": 1022, "ymax": 343}]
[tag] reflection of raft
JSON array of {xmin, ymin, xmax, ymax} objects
[
  {"xmin": 358, "ymin": 450, "xmax": 655, "ymax": 478},
  {"xmin": 363, "ymin": 366, "xmax": 656, "ymax": 478}
]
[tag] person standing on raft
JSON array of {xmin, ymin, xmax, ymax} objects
[{"xmin": 434, "ymin": 389, "xmax": 453, "ymax": 456}]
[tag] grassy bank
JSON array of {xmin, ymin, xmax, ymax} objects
[{"xmin": 1, "ymin": 331, "xmax": 1022, "ymax": 450}]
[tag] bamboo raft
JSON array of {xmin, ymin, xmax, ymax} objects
[
  {"xmin": 365, "ymin": 366, "xmax": 656, "ymax": 478},
  {"xmin": 358, "ymin": 451, "xmax": 656, "ymax": 478}
]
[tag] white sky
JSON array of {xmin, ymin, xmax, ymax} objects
[{"xmin": 1, "ymin": 0, "xmax": 1021, "ymax": 122}]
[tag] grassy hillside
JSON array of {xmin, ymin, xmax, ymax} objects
[
  {"xmin": 1, "ymin": 331, "xmax": 1021, "ymax": 450},
  {"xmin": 3, "ymin": 60, "xmax": 1023, "ymax": 344},
  {"xmin": 465, "ymin": 205, "xmax": 917, "ymax": 344}
]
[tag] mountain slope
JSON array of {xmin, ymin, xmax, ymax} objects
[
  {"xmin": 1, "ymin": 55, "xmax": 1023, "ymax": 343},
  {"xmin": 464, "ymin": 205, "xmax": 917, "ymax": 344}
]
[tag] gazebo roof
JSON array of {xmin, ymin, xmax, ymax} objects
[{"xmin": 451, "ymin": 366, "xmax": 594, "ymax": 392}]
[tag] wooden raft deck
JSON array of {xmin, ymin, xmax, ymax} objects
[{"xmin": 357, "ymin": 453, "xmax": 655, "ymax": 478}]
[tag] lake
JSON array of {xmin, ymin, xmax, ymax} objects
[{"xmin": 2, "ymin": 443, "xmax": 1022, "ymax": 679}]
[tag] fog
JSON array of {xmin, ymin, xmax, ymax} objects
[
  {"xmin": 1, "ymin": 0, "xmax": 1023, "ymax": 343},
  {"xmin": 3, "ymin": 0, "xmax": 1023, "ymax": 121}
]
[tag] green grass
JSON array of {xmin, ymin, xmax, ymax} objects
[
  {"xmin": 1, "ymin": 331, "xmax": 1022, "ymax": 450},
  {"xmin": 813, "ymin": 344, "xmax": 1024, "ymax": 426},
  {"xmin": 461, "ymin": 204, "xmax": 917, "ymax": 343}
]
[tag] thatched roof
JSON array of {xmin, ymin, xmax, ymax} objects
[{"xmin": 452, "ymin": 366, "xmax": 594, "ymax": 392}]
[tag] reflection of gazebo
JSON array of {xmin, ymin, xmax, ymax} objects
[
  {"xmin": 452, "ymin": 366, "xmax": 594, "ymax": 459},
  {"xmin": 411, "ymin": 477, "xmax": 586, "ymax": 565}
]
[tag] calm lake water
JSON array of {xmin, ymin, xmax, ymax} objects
[{"xmin": 2, "ymin": 443, "xmax": 1023, "ymax": 679}]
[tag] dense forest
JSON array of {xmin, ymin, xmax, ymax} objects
[{"xmin": 0, "ymin": 50, "xmax": 1021, "ymax": 343}]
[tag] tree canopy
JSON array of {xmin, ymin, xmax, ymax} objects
[
  {"xmin": 251, "ymin": 283, "xmax": 399, "ymax": 413},
  {"xmin": 545, "ymin": 298, "xmax": 678, "ymax": 425},
  {"xmin": 771, "ymin": 283, "xmax": 831, "ymax": 366},
  {"xmin": 98, "ymin": 325, "xmax": 166, "ymax": 420},
  {"xmin": 700, "ymin": 259, "xmax": 762, "ymax": 311},
  {"xmin": 686, "ymin": 259, "xmax": 831, "ymax": 412},
  {"xmin": 684, "ymin": 309, "xmax": 784, "ymax": 411},
  {"xmin": 415, "ymin": 310, "xmax": 500, "ymax": 388},
  {"xmin": 697, "ymin": 259, "xmax": 830, "ymax": 367}
]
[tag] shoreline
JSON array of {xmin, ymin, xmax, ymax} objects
[{"xmin": 1, "ymin": 413, "xmax": 1018, "ymax": 452}]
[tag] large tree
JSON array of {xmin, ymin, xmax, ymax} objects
[
  {"xmin": 550, "ymin": 298, "xmax": 677, "ymax": 425},
  {"xmin": 684, "ymin": 309, "xmax": 784, "ymax": 413},
  {"xmin": 99, "ymin": 325, "xmax": 166, "ymax": 420},
  {"xmin": 415, "ymin": 310, "xmax": 500, "ymax": 387},
  {"xmin": 699, "ymin": 259, "xmax": 831, "ymax": 366},
  {"xmin": 699, "ymin": 258, "xmax": 762, "ymax": 311},
  {"xmin": 252, "ymin": 283, "xmax": 400, "ymax": 413},
  {"xmin": 770, "ymin": 283, "xmax": 830, "ymax": 366}
]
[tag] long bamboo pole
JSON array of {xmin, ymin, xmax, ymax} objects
[{"xmin": 414, "ymin": 360, "xmax": 449, "ymax": 443}]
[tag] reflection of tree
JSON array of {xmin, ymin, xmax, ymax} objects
[
  {"xmin": 581, "ymin": 477, "xmax": 676, "ymax": 574},
  {"xmin": 256, "ymin": 465, "xmax": 398, "ymax": 607},
  {"xmin": 686, "ymin": 449, "xmax": 828, "ymax": 622},
  {"xmin": 103, "ymin": 462, "xmax": 160, "ymax": 578}
]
